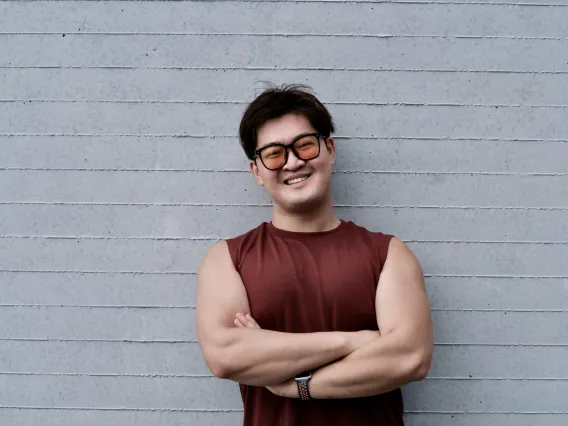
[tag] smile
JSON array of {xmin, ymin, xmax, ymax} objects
[{"xmin": 284, "ymin": 175, "xmax": 310, "ymax": 185}]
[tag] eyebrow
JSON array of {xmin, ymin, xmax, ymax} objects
[{"xmin": 261, "ymin": 132, "xmax": 315, "ymax": 148}]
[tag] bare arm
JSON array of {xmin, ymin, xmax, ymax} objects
[
  {"xmin": 307, "ymin": 238, "xmax": 433, "ymax": 398},
  {"xmin": 264, "ymin": 238, "xmax": 433, "ymax": 399},
  {"xmin": 196, "ymin": 241, "xmax": 376, "ymax": 387}
]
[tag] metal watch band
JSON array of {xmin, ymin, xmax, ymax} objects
[{"xmin": 297, "ymin": 379, "xmax": 311, "ymax": 401}]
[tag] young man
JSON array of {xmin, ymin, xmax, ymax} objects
[{"xmin": 196, "ymin": 84, "xmax": 433, "ymax": 426}]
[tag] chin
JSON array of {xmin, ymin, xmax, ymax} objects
[{"xmin": 279, "ymin": 193, "xmax": 326, "ymax": 213}]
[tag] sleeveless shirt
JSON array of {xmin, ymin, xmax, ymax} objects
[{"xmin": 226, "ymin": 220, "xmax": 404, "ymax": 426}]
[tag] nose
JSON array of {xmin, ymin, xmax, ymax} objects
[{"xmin": 282, "ymin": 148, "xmax": 305, "ymax": 171}]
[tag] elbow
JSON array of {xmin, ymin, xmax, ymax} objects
[
  {"xmin": 203, "ymin": 347, "xmax": 238, "ymax": 380},
  {"xmin": 198, "ymin": 327, "xmax": 257, "ymax": 381},
  {"xmin": 209, "ymin": 357, "xmax": 232, "ymax": 379},
  {"xmin": 408, "ymin": 348, "xmax": 432, "ymax": 382},
  {"xmin": 411, "ymin": 359, "xmax": 430, "ymax": 381}
]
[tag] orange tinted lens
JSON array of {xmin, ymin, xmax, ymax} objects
[
  {"xmin": 261, "ymin": 145, "xmax": 286, "ymax": 169},
  {"xmin": 294, "ymin": 136, "xmax": 319, "ymax": 160}
]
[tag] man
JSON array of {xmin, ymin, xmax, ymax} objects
[{"xmin": 196, "ymin": 84, "xmax": 433, "ymax": 426}]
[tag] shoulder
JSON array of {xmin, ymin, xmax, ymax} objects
[
  {"xmin": 225, "ymin": 223, "xmax": 267, "ymax": 254},
  {"xmin": 382, "ymin": 237, "xmax": 423, "ymax": 275},
  {"xmin": 224, "ymin": 223, "xmax": 268, "ymax": 271},
  {"xmin": 200, "ymin": 224, "xmax": 266, "ymax": 277},
  {"xmin": 199, "ymin": 240, "xmax": 232, "ymax": 274},
  {"xmin": 348, "ymin": 222, "xmax": 423, "ymax": 279},
  {"xmin": 347, "ymin": 221, "xmax": 394, "ymax": 240},
  {"xmin": 346, "ymin": 221, "xmax": 396, "ymax": 265}
]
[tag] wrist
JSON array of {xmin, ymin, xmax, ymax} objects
[{"xmin": 294, "ymin": 371, "xmax": 313, "ymax": 400}]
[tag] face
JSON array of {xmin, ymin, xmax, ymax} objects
[{"xmin": 250, "ymin": 113, "xmax": 335, "ymax": 213}]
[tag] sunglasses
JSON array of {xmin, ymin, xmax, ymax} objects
[{"xmin": 254, "ymin": 133, "xmax": 325, "ymax": 170}]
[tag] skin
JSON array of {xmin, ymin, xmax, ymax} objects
[{"xmin": 196, "ymin": 112, "xmax": 433, "ymax": 399}]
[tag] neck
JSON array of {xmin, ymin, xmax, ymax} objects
[{"xmin": 271, "ymin": 196, "xmax": 340, "ymax": 233}]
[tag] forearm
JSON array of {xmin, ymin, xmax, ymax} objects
[
  {"xmin": 309, "ymin": 332, "xmax": 431, "ymax": 399},
  {"xmin": 207, "ymin": 327, "xmax": 353, "ymax": 386}
]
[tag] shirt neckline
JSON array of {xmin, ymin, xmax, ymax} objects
[{"xmin": 265, "ymin": 219, "xmax": 350, "ymax": 240}]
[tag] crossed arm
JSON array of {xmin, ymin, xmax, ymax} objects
[{"xmin": 196, "ymin": 238, "xmax": 433, "ymax": 398}]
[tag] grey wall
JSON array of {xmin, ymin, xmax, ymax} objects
[{"xmin": 1, "ymin": 1, "xmax": 567, "ymax": 425}]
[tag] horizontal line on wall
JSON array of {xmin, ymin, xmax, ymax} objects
[
  {"xmin": 0, "ymin": 0, "xmax": 565, "ymax": 7},
  {"xmin": 1, "ymin": 202, "xmax": 568, "ymax": 211},
  {"xmin": 0, "ymin": 304, "xmax": 196, "ymax": 309},
  {"xmin": 168, "ymin": 0, "xmax": 568, "ymax": 6},
  {"xmin": 2, "ymin": 235, "xmax": 568, "ymax": 245},
  {"xmin": 1, "ymin": 270, "xmax": 566, "ymax": 279},
  {"xmin": 406, "ymin": 411, "xmax": 568, "ymax": 415},
  {"xmin": 0, "ymin": 269, "xmax": 197, "ymax": 275},
  {"xmin": 0, "ymin": 372, "xmax": 212, "ymax": 378},
  {"xmin": 0, "ymin": 405, "xmax": 242, "ymax": 412},
  {"xmin": 1, "ymin": 66, "xmax": 568, "ymax": 75},
  {"xmin": 241, "ymin": 0, "xmax": 568, "ymax": 5},
  {"xmin": 428, "ymin": 274, "xmax": 565, "ymax": 279},
  {"xmin": 2, "ymin": 133, "xmax": 568, "ymax": 143},
  {"xmin": 1, "ymin": 338, "xmax": 566, "ymax": 347},
  {"xmin": 138, "ymin": 0, "xmax": 568, "ymax": 6},
  {"xmin": 2, "ymin": 168, "xmax": 568, "ymax": 177},
  {"xmin": 431, "ymin": 309, "xmax": 568, "ymax": 312},
  {"xmin": 425, "ymin": 376, "xmax": 568, "ymax": 380},
  {"xmin": 1, "ymin": 32, "xmax": 567, "ymax": 41},
  {"xmin": 4, "ymin": 99, "xmax": 568, "ymax": 109},
  {"xmin": 0, "ymin": 304, "xmax": 566, "ymax": 313},
  {"xmin": 0, "ymin": 371, "xmax": 566, "ymax": 381},
  {"xmin": 0, "ymin": 338, "xmax": 202, "ymax": 343},
  {"xmin": 434, "ymin": 343, "xmax": 568, "ymax": 347}
]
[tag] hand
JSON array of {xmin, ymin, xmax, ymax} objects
[
  {"xmin": 234, "ymin": 312, "xmax": 261, "ymax": 329},
  {"xmin": 266, "ymin": 378, "xmax": 299, "ymax": 399},
  {"xmin": 234, "ymin": 313, "xmax": 299, "ymax": 398}
]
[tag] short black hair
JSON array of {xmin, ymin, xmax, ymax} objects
[{"xmin": 239, "ymin": 83, "xmax": 335, "ymax": 160}]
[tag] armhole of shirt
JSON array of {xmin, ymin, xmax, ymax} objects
[
  {"xmin": 375, "ymin": 232, "xmax": 395, "ymax": 271},
  {"xmin": 225, "ymin": 237, "xmax": 240, "ymax": 271}
]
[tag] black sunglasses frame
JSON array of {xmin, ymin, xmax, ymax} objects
[{"xmin": 253, "ymin": 132, "xmax": 326, "ymax": 171}]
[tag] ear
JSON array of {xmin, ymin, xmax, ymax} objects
[
  {"xmin": 325, "ymin": 137, "xmax": 336, "ymax": 165},
  {"xmin": 249, "ymin": 159, "xmax": 264, "ymax": 186}
]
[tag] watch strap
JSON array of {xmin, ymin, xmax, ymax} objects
[{"xmin": 297, "ymin": 378, "xmax": 311, "ymax": 400}]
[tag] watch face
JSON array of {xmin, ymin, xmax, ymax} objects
[{"xmin": 295, "ymin": 371, "xmax": 312, "ymax": 380}]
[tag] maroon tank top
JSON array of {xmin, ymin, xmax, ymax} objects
[{"xmin": 226, "ymin": 220, "xmax": 404, "ymax": 426}]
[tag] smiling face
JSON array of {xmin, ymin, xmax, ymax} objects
[{"xmin": 250, "ymin": 113, "xmax": 335, "ymax": 213}]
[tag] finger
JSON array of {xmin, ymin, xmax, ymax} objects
[
  {"xmin": 234, "ymin": 318, "xmax": 246, "ymax": 328},
  {"xmin": 236, "ymin": 313, "xmax": 259, "ymax": 329},
  {"xmin": 237, "ymin": 313, "xmax": 254, "ymax": 328},
  {"xmin": 242, "ymin": 314, "xmax": 258, "ymax": 329},
  {"xmin": 244, "ymin": 318, "xmax": 258, "ymax": 329},
  {"xmin": 245, "ymin": 314, "xmax": 261, "ymax": 329},
  {"xmin": 235, "ymin": 313, "xmax": 256, "ymax": 329},
  {"xmin": 235, "ymin": 313, "xmax": 248, "ymax": 325}
]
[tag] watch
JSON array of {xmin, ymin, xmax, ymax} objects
[{"xmin": 294, "ymin": 371, "xmax": 313, "ymax": 401}]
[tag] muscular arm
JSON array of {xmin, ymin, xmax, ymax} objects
[
  {"xmin": 196, "ymin": 241, "xmax": 374, "ymax": 387},
  {"xmin": 264, "ymin": 238, "xmax": 433, "ymax": 399},
  {"xmin": 307, "ymin": 238, "xmax": 433, "ymax": 398}
]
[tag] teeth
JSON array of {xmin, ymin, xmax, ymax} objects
[{"xmin": 286, "ymin": 176, "xmax": 309, "ymax": 185}]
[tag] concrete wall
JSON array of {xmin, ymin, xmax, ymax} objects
[{"xmin": 1, "ymin": 1, "xmax": 567, "ymax": 425}]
